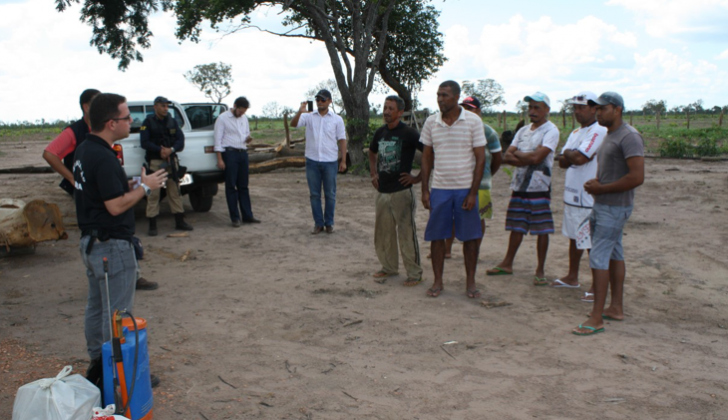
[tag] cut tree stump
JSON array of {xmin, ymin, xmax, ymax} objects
[{"xmin": 0, "ymin": 199, "xmax": 68, "ymax": 253}]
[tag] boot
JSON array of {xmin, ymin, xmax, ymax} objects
[
  {"xmin": 174, "ymin": 213, "xmax": 193, "ymax": 231},
  {"xmin": 86, "ymin": 357, "xmax": 104, "ymax": 394},
  {"xmin": 148, "ymin": 217, "xmax": 158, "ymax": 236}
]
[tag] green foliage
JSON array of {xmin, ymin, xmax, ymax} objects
[
  {"xmin": 461, "ymin": 79, "xmax": 506, "ymax": 112},
  {"xmin": 655, "ymin": 127, "xmax": 727, "ymax": 158},
  {"xmin": 184, "ymin": 62, "xmax": 233, "ymax": 103},
  {"xmin": 374, "ymin": 1, "xmax": 445, "ymax": 110}
]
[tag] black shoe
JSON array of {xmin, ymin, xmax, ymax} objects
[
  {"xmin": 86, "ymin": 358, "xmax": 103, "ymax": 393},
  {"xmin": 311, "ymin": 226, "xmax": 323, "ymax": 235},
  {"xmin": 148, "ymin": 217, "xmax": 158, "ymax": 237},
  {"xmin": 136, "ymin": 277, "xmax": 159, "ymax": 290},
  {"xmin": 325, "ymin": 225, "xmax": 334, "ymax": 234},
  {"xmin": 150, "ymin": 374, "xmax": 161, "ymax": 388},
  {"xmin": 243, "ymin": 217, "xmax": 261, "ymax": 224},
  {"xmin": 232, "ymin": 220, "xmax": 242, "ymax": 228},
  {"xmin": 174, "ymin": 214, "xmax": 194, "ymax": 231}
]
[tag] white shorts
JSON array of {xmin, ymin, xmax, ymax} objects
[{"xmin": 562, "ymin": 205, "xmax": 592, "ymax": 239}]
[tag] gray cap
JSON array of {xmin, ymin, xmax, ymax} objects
[{"xmin": 594, "ymin": 92, "xmax": 624, "ymax": 108}]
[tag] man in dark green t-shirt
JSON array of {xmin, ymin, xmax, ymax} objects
[{"xmin": 368, "ymin": 95, "xmax": 424, "ymax": 286}]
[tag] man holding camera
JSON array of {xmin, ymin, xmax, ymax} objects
[
  {"xmin": 140, "ymin": 96, "xmax": 193, "ymax": 236},
  {"xmin": 291, "ymin": 89, "xmax": 347, "ymax": 234}
]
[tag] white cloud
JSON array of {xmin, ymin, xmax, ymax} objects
[
  {"xmin": 718, "ymin": 49, "xmax": 728, "ymax": 59},
  {"xmin": 607, "ymin": 0, "xmax": 728, "ymax": 40},
  {"xmin": 0, "ymin": 0, "xmax": 334, "ymax": 122}
]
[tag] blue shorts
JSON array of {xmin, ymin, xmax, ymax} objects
[
  {"xmin": 588, "ymin": 202, "xmax": 633, "ymax": 270},
  {"xmin": 424, "ymin": 189, "xmax": 482, "ymax": 242}
]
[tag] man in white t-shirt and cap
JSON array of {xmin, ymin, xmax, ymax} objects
[
  {"xmin": 552, "ymin": 91, "xmax": 606, "ymax": 296},
  {"xmin": 487, "ymin": 92, "xmax": 560, "ymax": 286}
]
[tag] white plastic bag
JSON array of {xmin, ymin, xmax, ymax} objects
[{"xmin": 12, "ymin": 365, "xmax": 101, "ymax": 420}]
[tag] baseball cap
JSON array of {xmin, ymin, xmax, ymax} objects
[
  {"xmin": 460, "ymin": 96, "xmax": 482, "ymax": 110},
  {"xmin": 154, "ymin": 96, "xmax": 171, "ymax": 104},
  {"xmin": 567, "ymin": 91, "xmax": 599, "ymax": 106},
  {"xmin": 594, "ymin": 92, "xmax": 625, "ymax": 108},
  {"xmin": 315, "ymin": 89, "xmax": 332, "ymax": 101},
  {"xmin": 524, "ymin": 92, "xmax": 550, "ymax": 108}
]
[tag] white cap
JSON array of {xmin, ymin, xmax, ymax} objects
[
  {"xmin": 566, "ymin": 91, "xmax": 599, "ymax": 106},
  {"xmin": 524, "ymin": 92, "xmax": 551, "ymax": 108}
]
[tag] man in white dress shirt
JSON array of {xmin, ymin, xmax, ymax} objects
[
  {"xmin": 214, "ymin": 96, "xmax": 260, "ymax": 227},
  {"xmin": 291, "ymin": 89, "xmax": 348, "ymax": 234}
]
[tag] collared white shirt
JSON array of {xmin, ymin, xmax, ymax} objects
[
  {"xmin": 214, "ymin": 110, "xmax": 250, "ymax": 152},
  {"xmin": 297, "ymin": 110, "xmax": 347, "ymax": 162},
  {"xmin": 420, "ymin": 106, "xmax": 487, "ymax": 189},
  {"xmin": 561, "ymin": 121, "xmax": 607, "ymax": 207}
]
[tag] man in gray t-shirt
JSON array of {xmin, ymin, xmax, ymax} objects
[{"xmin": 573, "ymin": 92, "xmax": 645, "ymax": 337}]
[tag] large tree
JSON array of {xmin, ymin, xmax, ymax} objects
[
  {"xmin": 55, "ymin": 0, "xmax": 442, "ymax": 168},
  {"xmin": 185, "ymin": 62, "xmax": 233, "ymax": 103},
  {"xmin": 461, "ymin": 79, "xmax": 506, "ymax": 113}
]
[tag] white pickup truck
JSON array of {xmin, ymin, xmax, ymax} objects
[{"xmin": 113, "ymin": 100, "xmax": 227, "ymax": 212}]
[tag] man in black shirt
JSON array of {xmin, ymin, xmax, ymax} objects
[
  {"xmin": 140, "ymin": 96, "xmax": 193, "ymax": 236},
  {"xmin": 74, "ymin": 93, "xmax": 167, "ymax": 388},
  {"xmin": 368, "ymin": 96, "xmax": 424, "ymax": 286}
]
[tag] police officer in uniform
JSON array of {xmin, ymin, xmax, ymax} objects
[
  {"xmin": 140, "ymin": 96, "xmax": 193, "ymax": 236},
  {"xmin": 74, "ymin": 93, "xmax": 167, "ymax": 389}
]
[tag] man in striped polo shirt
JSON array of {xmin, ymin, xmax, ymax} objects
[
  {"xmin": 420, "ymin": 80, "xmax": 486, "ymax": 298},
  {"xmin": 487, "ymin": 92, "xmax": 560, "ymax": 286}
]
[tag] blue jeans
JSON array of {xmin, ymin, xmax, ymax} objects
[
  {"xmin": 223, "ymin": 149, "xmax": 254, "ymax": 222},
  {"xmin": 80, "ymin": 236, "xmax": 137, "ymax": 359},
  {"xmin": 306, "ymin": 158, "xmax": 338, "ymax": 227}
]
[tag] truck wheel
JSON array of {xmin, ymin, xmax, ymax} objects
[{"xmin": 189, "ymin": 189, "xmax": 214, "ymax": 212}]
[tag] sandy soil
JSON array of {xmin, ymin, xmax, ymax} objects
[{"xmin": 1, "ymin": 139, "xmax": 728, "ymax": 420}]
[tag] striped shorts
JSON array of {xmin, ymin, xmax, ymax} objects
[{"xmin": 505, "ymin": 190, "xmax": 554, "ymax": 235}]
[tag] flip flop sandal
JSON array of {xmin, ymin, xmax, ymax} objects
[
  {"xmin": 581, "ymin": 292, "xmax": 594, "ymax": 303},
  {"xmin": 426, "ymin": 287, "xmax": 443, "ymax": 298},
  {"xmin": 572, "ymin": 324, "xmax": 605, "ymax": 336},
  {"xmin": 372, "ymin": 270, "xmax": 397, "ymax": 278},
  {"xmin": 486, "ymin": 266, "xmax": 513, "ymax": 276},
  {"xmin": 533, "ymin": 276, "xmax": 549, "ymax": 286},
  {"xmin": 467, "ymin": 289, "xmax": 481, "ymax": 299},
  {"xmin": 403, "ymin": 277, "xmax": 422, "ymax": 287}
]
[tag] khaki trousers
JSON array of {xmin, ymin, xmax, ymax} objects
[
  {"xmin": 146, "ymin": 158, "xmax": 184, "ymax": 218},
  {"xmin": 374, "ymin": 188, "xmax": 422, "ymax": 279}
]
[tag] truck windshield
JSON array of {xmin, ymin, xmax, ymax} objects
[{"xmin": 129, "ymin": 105, "xmax": 186, "ymax": 133}]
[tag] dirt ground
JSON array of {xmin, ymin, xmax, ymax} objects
[{"xmin": 1, "ymin": 139, "xmax": 727, "ymax": 420}]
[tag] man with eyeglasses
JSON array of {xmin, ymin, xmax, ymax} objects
[
  {"xmin": 43, "ymin": 89, "xmax": 159, "ymax": 291},
  {"xmin": 291, "ymin": 89, "xmax": 348, "ymax": 234},
  {"xmin": 73, "ymin": 93, "xmax": 168, "ymax": 389},
  {"xmin": 573, "ymin": 92, "xmax": 644, "ymax": 336},
  {"xmin": 487, "ymin": 92, "xmax": 559, "ymax": 286},
  {"xmin": 552, "ymin": 92, "xmax": 606, "ymax": 298},
  {"xmin": 140, "ymin": 96, "xmax": 193, "ymax": 236}
]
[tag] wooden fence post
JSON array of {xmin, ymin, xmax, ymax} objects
[
  {"xmin": 719, "ymin": 109, "xmax": 724, "ymax": 127},
  {"xmin": 656, "ymin": 110, "xmax": 661, "ymax": 131},
  {"xmin": 686, "ymin": 109, "xmax": 690, "ymax": 129},
  {"xmin": 283, "ymin": 113, "xmax": 291, "ymax": 148},
  {"xmin": 630, "ymin": 112, "xmax": 633, "ymax": 126},
  {"xmin": 502, "ymin": 110, "xmax": 507, "ymax": 133},
  {"xmin": 562, "ymin": 109, "xmax": 566, "ymax": 128}
]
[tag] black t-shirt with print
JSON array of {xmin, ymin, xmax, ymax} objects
[
  {"xmin": 369, "ymin": 122, "xmax": 423, "ymax": 193},
  {"xmin": 73, "ymin": 134, "xmax": 135, "ymax": 239}
]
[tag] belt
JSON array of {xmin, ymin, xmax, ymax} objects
[
  {"xmin": 82, "ymin": 229, "xmax": 131, "ymax": 254},
  {"xmin": 224, "ymin": 147, "xmax": 247, "ymax": 152}
]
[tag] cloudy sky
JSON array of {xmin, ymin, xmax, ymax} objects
[{"xmin": 1, "ymin": 0, "xmax": 727, "ymax": 123}]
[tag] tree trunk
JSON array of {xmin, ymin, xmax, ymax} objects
[
  {"xmin": 0, "ymin": 199, "xmax": 67, "ymax": 251},
  {"xmin": 377, "ymin": 61, "xmax": 413, "ymax": 111}
]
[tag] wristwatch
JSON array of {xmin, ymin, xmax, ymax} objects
[
  {"xmin": 170, "ymin": 147, "xmax": 175, "ymax": 153},
  {"xmin": 141, "ymin": 183, "xmax": 151, "ymax": 196}
]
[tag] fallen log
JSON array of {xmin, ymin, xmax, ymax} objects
[
  {"xmin": 0, "ymin": 199, "xmax": 67, "ymax": 252},
  {"xmin": 249, "ymin": 157, "xmax": 306, "ymax": 174}
]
